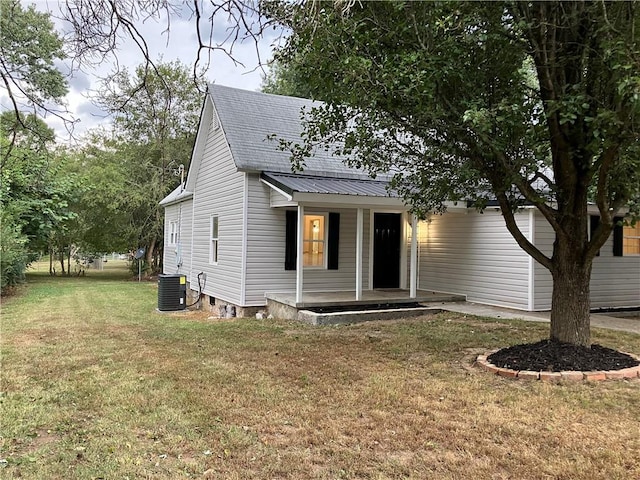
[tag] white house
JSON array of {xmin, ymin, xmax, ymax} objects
[{"xmin": 160, "ymin": 84, "xmax": 640, "ymax": 318}]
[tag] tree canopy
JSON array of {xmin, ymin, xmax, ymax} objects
[
  {"xmin": 0, "ymin": 112, "xmax": 83, "ymax": 285},
  {"xmin": 267, "ymin": 1, "xmax": 640, "ymax": 346},
  {"xmin": 81, "ymin": 61, "xmax": 205, "ymax": 271},
  {"xmin": 0, "ymin": 0, "xmax": 70, "ymax": 144}
]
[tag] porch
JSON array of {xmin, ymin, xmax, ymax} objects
[
  {"xmin": 260, "ymin": 172, "xmax": 466, "ymax": 319},
  {"xmin": 265, "ymin": 289, "xmax": 466, "ymax": 324},
  {"xmin": 266, "ymin": 289, "xmax": 466, "ymax": 309}
]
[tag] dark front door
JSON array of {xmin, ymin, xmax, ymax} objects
[{"xmin": 373, "ymin": 213, "xmax": 401, "ymax": 289}]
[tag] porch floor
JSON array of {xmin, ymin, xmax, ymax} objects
[{"xmin": 265, "ymin": 289, "xmax": 466, "ymax": 309}]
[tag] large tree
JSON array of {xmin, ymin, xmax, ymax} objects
[
  {"xmin": 0, "ymin": 0, "xmax": 70, "ymax": 143},
  {"xmin": 267, "ymin": 1, "xmax": 640, "ymax": 347},
  {"xmin": 0, "ymin": 113, "xmax": 83, "ymax": 284},
  {"xmin": 89, "ymin": 61, "xmax": 205, "ymax": 272}
]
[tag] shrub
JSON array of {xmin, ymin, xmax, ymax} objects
[{"xmin": 1, "ymin": 215, "xmax": 29, "ymax": 292}]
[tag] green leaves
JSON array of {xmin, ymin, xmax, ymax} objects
[
  {"xmin": 269, "ymin": 0, "xmax": 639, "ymax": 221},
  {"xmin": 0, "ymin": 1, "xmax": 68, "ymax": 107},
  {"xmin": 69, "ymin": 61, "xmax": 204, "ymax": 267},
  {"xmin": 0, "ymin": 113, "xmax": 85, "ymax": 287}
]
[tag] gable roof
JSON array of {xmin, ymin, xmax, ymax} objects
[{"xmin": 209, "ymin": 84, "xmax": 373, "ymax": 179}]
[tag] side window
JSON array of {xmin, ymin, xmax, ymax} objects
[
  {"xmin": 210, "ymin": 215, "xmax": 219, "ymax": 264},
  {"xmin": 623, "ymin": 223, "xmax": 640, "ymax": 256},
  {"xmin": 613, "ymin": 217, "xmax": 640, "ymax": 256},
  {"xmin": 303, "ymin": 214, "xmax": 327, "ymax": 267},
  {"xmin": 169, "ymin": 221, "xmax": 178, "ymax": 245}
]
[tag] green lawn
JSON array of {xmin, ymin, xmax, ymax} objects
[{"xmin": 1, "ymin": 263, "xmax": 639, "ymax": 479}]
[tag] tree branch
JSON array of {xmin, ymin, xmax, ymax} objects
[{"xmin": 495, "ymin": 190, "xmax": 553, "ymax": 271}]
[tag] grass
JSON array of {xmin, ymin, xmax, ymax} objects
[{"xmin": 1, "ymin": 261, "xmax": 639, "ymax": 479}]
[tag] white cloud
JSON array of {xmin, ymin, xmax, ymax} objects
[{"xmin": 21, "ymin": 0, "xmax": 279, "ymax": 143}]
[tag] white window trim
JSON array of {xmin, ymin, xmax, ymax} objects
[
  {"xmin": 210, "ymin": 215, "xmax": 219, "ymax": 265},
  {"xmin": 623, "ymin": 228, "xmax": 640, "ymax": 256},
  {"xmin": 303, "ymin": 212, "xmax": 328, "ymax": 269},
  {"xmin": 168, "ymin": 221, "xmax": 178, "ymax": 246}
]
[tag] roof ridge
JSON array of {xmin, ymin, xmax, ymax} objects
[{"xmin": 208, "ymin": 83, "xmax": 317, "ymax": 103}]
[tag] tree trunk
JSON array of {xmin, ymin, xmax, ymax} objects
[
  {"xmin": 145, "ymin": 236, "xmax": 156, "ymax": 275},
  {"xmin": 59, "ymin": 250, "xmax": 66, "ymax": 275},
  {"xmin": 49, "ymin": 245, "xmax": 54, "ymax": 275},
  {"xmin": 549, "ymin": 242, "xmax": 593, "ymax": 347}
]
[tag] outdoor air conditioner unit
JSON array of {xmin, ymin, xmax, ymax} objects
[{"xmin": 157, "ymin": 274, "xmax": 187, "ymax": 311}]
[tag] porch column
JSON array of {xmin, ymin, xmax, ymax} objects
[
  {"xmin": 355, "ymin": 208, "xmax": 363, "ymax": 301},
  {"xmin": 410, "ymin": 214, "xmax": 418, "ymax": 299},
  {"xmin": 296, "ymin": 204, "xmax": 304, "ymax": 304}
]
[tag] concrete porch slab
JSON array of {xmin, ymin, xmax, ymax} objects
[
  {"xmin": 298, "ymin": 306, "xmax": 445, "ymax": 326},
  {"xmin": 265, "ymin": 289, "xmax": 466, "ymax": 309}
]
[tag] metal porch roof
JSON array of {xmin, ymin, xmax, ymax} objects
[{"xmin": 261, "ymin": 172, "xmax": 399, "ymax": 198}]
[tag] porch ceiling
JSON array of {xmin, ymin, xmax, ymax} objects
[{"xmin": 265, "ymin": 289, "xmax": 466, "ymax": 309}]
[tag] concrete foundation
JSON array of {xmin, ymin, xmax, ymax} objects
[
  {"xmin": 186, "ymin": 284, "xmax": 262, "ymax": 318},
  {"xmin": 266, "ymin": 299, "xmax": 299, "ymax": 320},
  {"xmin": 298, "ymin": 306, "xmax": 444, "ymax": 326},
  {"xmin": 185, "ymin": 285, "xmax": 462, "ymax": 324}
]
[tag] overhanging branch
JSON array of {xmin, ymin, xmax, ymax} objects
[{"xmin": 496, "ymin": 190, "xmax": 552, "ymax": 271}]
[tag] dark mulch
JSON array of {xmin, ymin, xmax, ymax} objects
[{"xmin": 487, "ymin": 340, "xmax": 640, "ymax": 372}]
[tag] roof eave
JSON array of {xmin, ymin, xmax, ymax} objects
[{"xmin": 159, "ymin": 190, "xmax": 194, "ymax": 207}]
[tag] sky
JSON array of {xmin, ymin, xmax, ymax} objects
[{"xmin": 13, "ymin": 0, "xmax": 280, "ymax": 143}]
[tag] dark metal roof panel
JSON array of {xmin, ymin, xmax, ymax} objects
[{"xmin": 262, "ymin": 172, "xmax": 399, "ymax": 198}]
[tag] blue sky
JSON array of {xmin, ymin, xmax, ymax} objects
[{"xmin": 12, "ymin": 1, "xmax": 280, "ymax": 142}]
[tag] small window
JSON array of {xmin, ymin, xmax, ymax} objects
[
  {"xmin": 168, "ymin": 221, "xmax": 178, "ymax": 245},
  {"xmin": 303, "ymin": 214, "xmax": 326, "ymax": 267},
  {"xmin": 210, "ymin": 215, "xmax": 219, "ymax": 264},
  {"xmin": 623, "ymin": 223, "xmax": 640, "ymax": 256}
]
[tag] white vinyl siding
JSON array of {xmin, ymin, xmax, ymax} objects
[
  {"xmin": 188, "ymin": 108, "xmax": 245, "ymax": 306},
  {"xmin": 163, "ymin": 205, "xmax": 180, "ymax": 272},
  {"xmin": 244, "ymin": 174, "xmax": 371, "ymax": 306},
  {"xmin": 533, "ymin": 212, "xmax": 640, "ymax": 310},
  {"xmin": 532, "ymin": 213, "xmax": 553, "ymax": 310},
  {"xmin": 419, "ymin": 210, "xmax": 531, "ymax": 310},
  {"xmin": 162, "ymin": 199, "xmax": 192, "ymax": 275}
]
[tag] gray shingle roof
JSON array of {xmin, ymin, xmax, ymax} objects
[
  {"xmin": 209, "ymin": 84, "xmax": 372, "ymax": 178},
  {"xmin": 262, "ymin": 172, "xmax": 398, "ymax": 197}
]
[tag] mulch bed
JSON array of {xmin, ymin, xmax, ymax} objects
[{"xmin": 488, "ymin": 340, "xmax": 640, "ymax": 372}]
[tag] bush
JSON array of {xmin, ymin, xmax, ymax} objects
[{"xmin": 1, "ymin": 216, "xmax": 29, "ymax": 292}]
